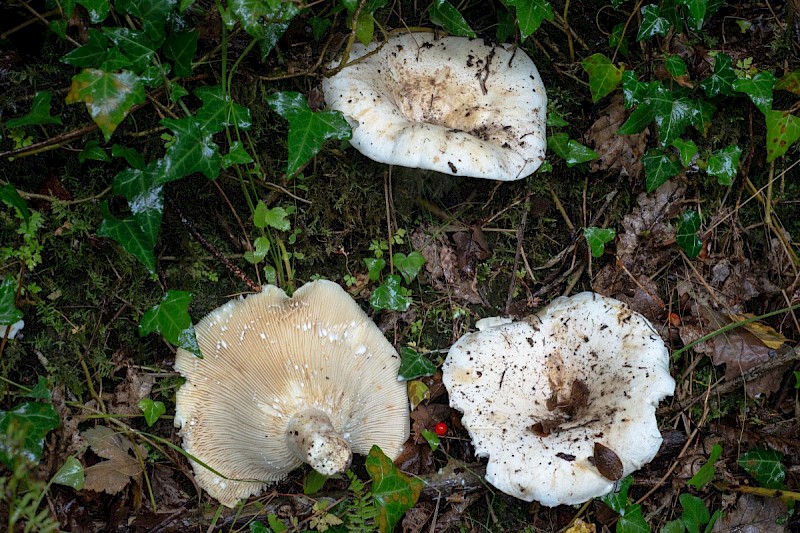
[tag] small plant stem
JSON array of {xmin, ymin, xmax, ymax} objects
[
  {"xmin": 79, "ymin": 357, "xmax": 105, "ymax": 413},
  {"xmin": 548, "ymin": 185, "xmax": 575, "ymax": 231},
  {"xmin": 714, "ymin": 482, "xmax": 800, "ymax": 502},
  {"xmin": 504, "ymin": 199, "xmax": 530, "ymax": 313},
  {"xmin": 672, "ymin": 302, "xmax": 800, "ymax": 359},
  {"xmin": 765, "ymin": 160, "xmax": 775, "ymax": 226},
  {"xmin": 563, "ymin": 0, "xmax": 575, "ymax": 63},
  {"xmin": 384, "ymin": 169, "xmax": 394, "ymax": 275},
  {"xmin": 0, "ymin": 123, "xmax": 99, "ymax": 161},
  {"xmin": 611, "ymin": 0, "xmax": 645, "ymax": 63}
]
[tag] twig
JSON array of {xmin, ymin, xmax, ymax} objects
[
  {"xmin": 0, "ymin": 124, "xmax": 99, "ymax": 160},
  {"xmin": 167, "ymin": 198, "xmax": 261, "ymax": 293},
  {"xmin": 505, "ymin": 199, "xmax": 531, "ymax": 313}
]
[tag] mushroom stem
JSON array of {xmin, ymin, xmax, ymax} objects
[{"xmin": 286, "ymin": 408, "xmax": 352, "ymax": 476}]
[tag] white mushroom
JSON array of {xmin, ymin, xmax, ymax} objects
[
  {"xmin": 322, "ymin": 32, "xmax": 547, "ymax": 181},
  {"xmin": 442, "ymin": 292, "xmax": 675, "ymax": 506},
  {"xmin": 174, "ymin": 280, "xmax": 409, "ymax": 507}
]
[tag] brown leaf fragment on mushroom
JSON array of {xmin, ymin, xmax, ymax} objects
[
  {"xmin": 81, "ymin": 426, "xmax": 144, "ymax": 495},
  {"xmin": 593, "ymin": 442, "xmax": 623, "ymax": 481},
  {"xmin": 712, "ymin": 494, "xmax": 787, "ymax": 533},
  {"xmin": 530, "ymin": 418, "xmax": 563, "ymax": 437},
  {"xmin": 587, "ymin": 94, "xmax": 647, "ymax": 179}
]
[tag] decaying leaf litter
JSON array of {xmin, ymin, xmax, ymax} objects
[{"xmin": 0, "ymin": 0, "xmax": 799, "ymax": 531}]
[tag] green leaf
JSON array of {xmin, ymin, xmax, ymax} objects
[
  {"xmin": 601, "ymin": 475, "xmax": 633, "ymax": 513},
  {"xmin": 139, "ymin": 290, "xmax": 202, "ymax": 357},
  {"xmin": 392, "ymin": 252, "xmax": 425, "ymax": 284},
  {"xmin": 420, "ymin": 429, "xmax": 440, "ymax": 452},
  {"xmin": 354, "ymin": 12, "xmax": 376, "ymax": 46},
  {"xmin": 677, "ymin": 0, "xmax": 707, "ymax": 30},
  {"xmin": 303, "ymin": 469, "xmax": 328, "ymax": 495},
  {"xmin": 496, "ymin": 5, "xmax": 516, "ymax": 42},
  {"xmin": 660, "ymin": 519, "xmax": 685, "ymax": 533},
  {"xmin": 637, "ymin": 4, "xmax": 671, "ymax": 41},
  {"xmin": 546, "ymin": 110, "xmax": 570, "ymax": 127},
  {"xmin": 581, "ymin": 53, "xmax": 623, "ymax": 102},
  {"xmin": 97, "ymin": 205, "xmax": 157, "ymax": 273},
  {"xmin": 664, "ymin": 54, "xmax": 687, "ymax": 78},
  {"xmin": 249, "ymin": 521, "xmax": 268, "ymax": 533},
  {"xmin": 195, "ymin": 85, "xmax": 253, "ymax": 135},
  {"xmin": 77, "ymin": 0, "xmax": 111, "ymax": 23},
  {"xmin": 774, "ymin": 70, "xmax": 800, "ymax": 95},
  {"xmin": 364, "ymin": 257, "xmax": 386, "ymax": 281},
  {"xmin": 5, "ymin": 91, "xmax": 62, "ymax": 128},
  {"xmin": 244, "ymin": 236, "xmax": 270, "ymax": 264},
  {"xmin": 700, "ymin": 53, "xmax": 736, "ymax": 97},
  {"xmin": 505, "ymin": 0, "xmax": 554, "ymax": 39},
  {"xmin": 221, "ymin": 141, "xmax": 254, "ymax": 169},
  {"xmin": 0, "ymin": 401, "xmax": 60, "ymax": 467},
  {"xmin": 267, "ymin": 91, "xmax": 352, "ymax": 177},
  {"xmin": 643, "ymin": 148, "xmax": 682, "ymax": 192},
  {"xmin": 61, "ymin": 29, "xmax": 109, "ymax": 67},
  {"xmin": 618, "ymin": 104, "xmax": 655, "ymax": 135},
  {"xmin": 548, "ymin": 133, "xmax": 599, "ymax": 167},
  {"xmin": 617, "ymin": 504, "xmax": 650, "ymax": 533},
  {"xmin": 706, "ymin": 145, "xmax": 741, "ymax": 185},
  {"xmin": 583, "ymin": 227, "xmax": 616, "ymax": 257},
  {"xmin": 79, "ymin": 140, "xmax": 111, "ymax": 163},
  {"xmin": 428, "ymin": 0, "xmax": 477, "ymax": 38},
  {"xmin": 112, "ymin": 144, "xmax": 146, "ymax": 169},
  {"xmin": 0, "ymin": 183, "xmax": 30, "ymax": 224},
  {"xmin": 66, "ymin": 69, "xmax": 146, "ymax": 142},
  {"xmin": 650, "ymin": 87, "xmax": 697, "ymax": 145},
  {"xmin": 671, "ymin": 138, "xmax": 697, "ymax": 167},
  {"xmin": 115, "ymin": 0, "xmax": 175, "ymax": 44},
  {"xmin": 609, "ymin": 23, "xmax": 629, "ymax": 57},
  {"xmin": 737, "ymin": 448, "xmax": 786, "ymax": 489},
  {"xmin": 690, "ymin": 98, "xmax": 716, "ymax": 136},
  {"xmin": 267, "ymin": 514, "xmax": 288, "ymax": 533},
  {"xmin": 676, "ymin": 210, "xmax": 702, "ymax": 259},
  {"xmin": 228, "ymin": 0, "xmax": 300, "ymax": 60},
  {"xmin": 309, "ymin": 16, "xmax": 332, "ymax": 41},
  {"xmin": 0, "ymin": 277, "xmax": 23, "ymax": 327},
  {"xmin": 366, "ymin": 445, "xmax": 423, "ymax": 533},
  {"xmin": 622, "ymin": 70, "xmax": 660, "ymax": 107},
  {"xmin": 253, "ymin": 201, "xmax": 292, "ymax": 231},
  {"xmin": 137, "ymin": 398, "xmax": 166, "ymax": 427},
  {"xmin": 679, "ymin": 493, "xmax": 710, "ymax": 533},
  {"xmin": 102, "ymin": 28, "xmax": 157, "ymax": 72},
  {"xmin": 398, "ymin": 347, "xmax": 436, "ymax": 380},
  {"xmin": 370, "ymin": 275, "xmax": 411, "ymax": 312},
  {"xmin": 732, "ymin": 71, "xmax": 775, "ymax": 115},
  {"xmin": 765, "ymin": 110, "xmax": 800, "ymax": 162},
  {"xmin": 25, "ymin": 377, "xmax": 51, "ymax": 401},
  {"xmin": 687, "ymin": 443, "xmax": 722, "ymax": 489},
  {"xmin": 52, "ymin": 456, "xmax": 85, "ymax": 490},
  {"xmin": 161, "ymin": 116, "xmax": 221, "ymax": 180},
  {"xmin": 163, "ymin": 31, "xmax": 198, "ymax": 77}
]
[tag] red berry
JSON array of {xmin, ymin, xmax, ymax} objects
[{"xmin": 434, "ymin": 422, "xmax": 447, "ymax": 436}]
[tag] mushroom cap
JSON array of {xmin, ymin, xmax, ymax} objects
[
  {"xmin": 322, "ymin": 33, "xmax": 547, "ymax": 181},
  {"xmin": 442, "ymin": 292, "xmax": 675, "ymax": 506},
  {"xmin": 174, "ymin": 280, "xmax": 409, "ymax": 507}
]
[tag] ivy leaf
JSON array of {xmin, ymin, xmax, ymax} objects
[
  {"xmin": 0, "ymin": 277, "xmax": 23, "ymax": 327},
  {"xmin": 737, "ymin": 448, "xmax": 786, "ymax": 489},
  {"xmin": 676, "ymin": 210, "xmax": 702, "ymax": 259},
  {"xmin": 677, "ymin": 0, "xmax": 707, "ymax": 30},
  {"xmin": 392, "ymin": 252, "xmax": 425, "ymax": 284},
  {"xmin": 617, "ymin": 104, "xmax": 655, "ymax": 135},
  {"xmin": 195, "ymin": 85, "xmax": 253, "ymax": 135},
  {"xmin": 79, "ymin": 140, "xmax": 111, "ymax": 163},
  {"xmin": 365, "ymin": 445, "xmax": 423, "ymax": 533},
  {"xmin": 622, "ymin": 70, "xmax": 660, "ymax": 107},
  {"xmin": 163, "ymin": 31, "xmax": 198, "ymax": 77},
  {"xmin": 0, "ymin": 401, "xmax": 60, "ymax": 468},
  {"xmin": 546, "ymin": 110, "xmax": 570, "ymax": 127},
  {"xmin": 505, "ymin": 0, "xmax": 554, "ymax": 39},
  {"xmin": 228, "ymin": 0, "xmax": 300, "ymax": 60},
  {"xmin": 706, "ymin": 144, "xmax": 741, "ymax": 185},
  {"xmin": 0, "ymin": 184, "xmax": 30, "ymax": 224},
  {"xmin": 161, "ymin": 116, "xmax": 221, "ymax": 180},
  {"xmin": 221, "ymin": 141, "xmax": 254, "ymax": 169},
  {"xmin": 679, "ymin": 494, "xmax": 710, "ymax": 533},
  {"xmin": 496, "ymin": 5, "xmax": 516, "ymax": 42},
  {"xmin": 25, "ymin": 377, "xmax": 51, "ymax": 401},
  {"xmin": 609, "ymin": 23, "xmax": 629, "ymax": 57},
  {"xmin": 581, "ymin": 53, "xmax": 623, "ymax": 102},
  {"xmin": 112, "ymin": 144, "xmax": 146, "ymax": 169},
  {"xmin": 733, "ymin": 71, "xmax": 776, "ymax": 115},
  {"xmin": 61, "ymin": 28, "xmax": 109, "ymax": 68},
  {"xmin": 112, "ymin": 161, "xmax": 169, "ymax": 248},
  {"xmin": 137, "ymin": 398, "xmax": 166, "ymax": 427},
  {"xmin": 66, "ymin": 69, "xmax": 146, "ymax": 142},
  {"xmin": 600, "ymin": 475, "xmax": 633, "ymax": 513},
  {"xmin": 643, "ymin": 148, "xmax": 682, "ymax": 192},
  {"xmin": 765, "ymin": 110, "xmax": 800, "ymax": 162},
  {"xmin": 671, "ymin": 138, "xmax": 698, "ymax": 167},
  {"xmin": 428, "ymin": 0, "xmax": 477, "ymax": 38},
  {"xmin": 637, "ymin": 4, "xmax": 671, "ymax": 41},
  {"xmin": 407, "ymin": 380, "xmax": 429, "ymax": 411},
  {"xmin": 774, "ymin": 70, "xmax": 800, "ymax": 95},
  {"xmin": 583, "ymin": 227, "xmax": 616, "ymax": 257},
  {"xmin": 354, "ymin": 12, "xmax": 376, "ymax": 46},
  {"xmin": 253, "ymin": 201, "xmax": 292, "ymax": 231},
  {"xmin": 5, "ymin": 91, "xmax": 62, "ymax": 128},
  {"xmin": 649, "ymin": 86, "xmax": 696, "ymax": 145},
  {"xmin": 303, "ymin": 469, "xmax": 328, "ymax": 495},
  {"xmin": 547, "ymin": 133, "xmax": 599, "ymax": 167},
  {"xmin": 617, "ymin": 504, "xmax": 649, "ymax": 533},
  {"xmin": 78, "ymin": 0, "xmax": 111, "ymax": 23},
  {"xmin": 420, "ymin": 429, "xmax": 440, "ymax": 452},
  {"xmin": 139, "ymin": 290, "xmax": 201, "ymax": 357},
  {"xmin": 267, "ymin": 91, "xmax": 352, "ymax": 177},
  {"xmin": 664, "ymin": 54, "xmax": 688, "ymax": 78},
  {"xmin": 700, "ymin": 53, "xmax": 737, "ymax": 97},
  {"xmin": 97, "ymin": 205, "xmax": 156, "ymax": 273},
  {"xmin": 102, "ymin": 28, "xmax": 157, "ymax": 72},
  {"xmin": 115, "ymin": 0, "xmax": 175, "ymax": 44},
  {"xmin": 687, "ymin": 443, "xmax": 722, "ymax": 489},
  {"xmin": 691, "ymin": 98, "xmax": 716, "ymax": 136},
  {"xmin": 364, "ymin": 257, "xmax": 386, "ymax": 281},
  {"xmin": 397, "ymin": 347, "xmax": 437, "ymax": 381},
  {"xmin": 370, "ymin": 274, "xmax": 411, "ymax": 312},
  {"xmin": 52, "ymin": 456, "xmax": 85, "ymax": 490}
]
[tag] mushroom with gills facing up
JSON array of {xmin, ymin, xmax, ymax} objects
[
  {"xmin": 442, "ymin": 292, "xmax": 676, "ymax": 506},
  {"xmin": 173, "ymin": 280, "xmax": 410, "ymax": 507},
  {"xmin": 322, "ymin": 32, "xmax": 547, "ymax": 181}
]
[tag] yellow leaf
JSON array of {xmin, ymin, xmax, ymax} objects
[
  {"xmin": 564, "ymin": 519, "xmax": 597, "ymax": 533},
  {"xmin": 729, "ymin": 313, "xmax": 788, "ymax": 350},
  {"xmin": 407, "ymin": 380, "xmax": 429, "ymax": 411}
]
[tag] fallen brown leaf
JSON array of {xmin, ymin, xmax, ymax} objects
[
  {"xmin": 81, "ymin": 426, "xmax": 145, "ymax": 495},
  {"xmin": 712, "ymin": 494, "xmax": 787, "ymax": 533},
  {"xmin": 587, "ymin": 93, "xmax": 648, "ymax": 179}
]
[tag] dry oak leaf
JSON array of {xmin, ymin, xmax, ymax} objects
[
  {"xmin": 81, "ymin": 426, "xmax": 145, "ymax": 495},
  {"xmin": 587, "ymin": 93, "xmax": 647, "ymax": 179}
]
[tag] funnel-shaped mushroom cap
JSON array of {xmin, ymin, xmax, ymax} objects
[
  {"xmin": 322, "ymin": 33, "xmax": 547, "ymax": 181},
  {"xmin": 442, "ymin": 292, "xmax": 675, "ymax": 506},
  {"xmin": 174, "ymin": 280, "xmax": 409, "ymax": 507}
]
